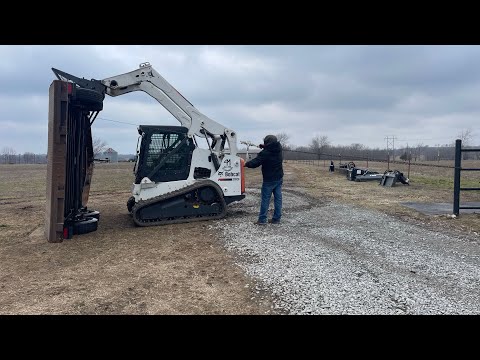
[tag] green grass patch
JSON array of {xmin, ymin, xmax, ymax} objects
[
  {"xmin": 413, "ymin": 176, "xmax": 454, "ymax": 189},
  {"xmin": 413, "ymin": 176, "xmax": 480, "ymax": 190}
]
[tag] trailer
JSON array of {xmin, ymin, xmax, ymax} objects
[{"xmin": 352, "ymin": 169, "xmax": 383, "ymax": 182}]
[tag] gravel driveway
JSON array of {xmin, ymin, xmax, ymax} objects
[{"xmin": 210, "ymin": 187, "xmax": 480, "ymax": 315}]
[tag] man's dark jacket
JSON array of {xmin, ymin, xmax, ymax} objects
[{"xmin": 245, "ymin": 140, "xmax": 284, "ymax": 182}]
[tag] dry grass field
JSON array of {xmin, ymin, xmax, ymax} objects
[{"xmin": 0, "ymin": 159, "xmax": 479, "ymax": 314}]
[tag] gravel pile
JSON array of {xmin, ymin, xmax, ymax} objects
[{"xmin": 209, "ymin": 187, "xmax": 480, "ymax": 315}]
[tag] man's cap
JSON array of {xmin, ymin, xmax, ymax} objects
[{"xmin": 263, "ymin": 135, "xmax": 277, "ymax": 145}]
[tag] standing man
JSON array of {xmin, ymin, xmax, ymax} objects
[{"xmin": 244, "ymin": 135, "xmax": 284, "ymax": 225}]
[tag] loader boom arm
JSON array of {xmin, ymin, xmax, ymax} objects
[{"xmin": 101, "ymin": 62, "xmax": 238, "ymax": 155}]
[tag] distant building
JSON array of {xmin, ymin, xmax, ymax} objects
[
  {"xmin": 237, "ymin": 148, "xmax": 261, "ymax": 161},
  {"xmin": 98, "ymin": 148, "xmax": 118, "ymax": 163}
]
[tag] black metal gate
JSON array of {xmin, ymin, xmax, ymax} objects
[{"xmin": 453, "ymin": 139, "xmax": 480, "ymax": 215}]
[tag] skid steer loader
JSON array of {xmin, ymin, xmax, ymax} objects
[{"xmin": 50, "ymin": 62, "xmax": 245, "ymax": 235}]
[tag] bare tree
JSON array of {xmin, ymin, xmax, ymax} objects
[
  {"xmin": 309, "ymin": 135, "xmax": 330, "ymax": 154},
  {"xmin": 2, "ymin": 147, "xmax": 17, "ymax": 164},
  {"xmin": 456, "ymin": 128, "xmax": 474, "ymax": 147},
  {"xmin": 23, "ymin": 152, "xmax": 36, "ymax": 164},
  {"xmin": 319, "ymin": 136, "xmax": 330, "ymax": 151},
  {"xmin": 455, "ymin": 129, "xmax": 474, "ymax": 159},
  {"xmin": 412, "ymin": 143, "xmax": 424, "ymax": 162},
  {"xmin": 93, "ymin": 137, "xmax": 107, "ymax": 158},
  {"xmin": 349, "ymin": 143, "xmax": 365, "ymax": 152},
  {"xmin": 275, "ymin": 132, "xmax": 291, "ymax": 149}
]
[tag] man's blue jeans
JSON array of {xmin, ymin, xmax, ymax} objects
[{"xmin": 258, "ymin": 179, "xmax": 283, "ymax": 223}]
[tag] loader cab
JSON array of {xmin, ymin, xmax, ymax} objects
[{"xmin": 134, "ymin": 125, "xmax": 195, "ymax": 184}]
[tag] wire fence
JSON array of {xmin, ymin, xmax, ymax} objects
[
  {"xmin": 281, "ymin": 149, "xmax": 465, "ymax": 179},
  {"xmin": 1, "ymin": 148, "xmax": 475, "ymax": 180}
]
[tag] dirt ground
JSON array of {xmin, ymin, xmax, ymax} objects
[
  {"xmin": 0, "ymin": 161, "xmax": 479, "ymax": 314},
  {"xmin": 0, "ymin": 163, "xmax": 276, "ymax": 314}
]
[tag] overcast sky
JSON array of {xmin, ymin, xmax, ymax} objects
[{"xmin": 0, "ymin": 45, "xmax": 479, "ymax": 154}]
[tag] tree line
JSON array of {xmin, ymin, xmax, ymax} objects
[
  {"xmin": 3, "ymin": 130, "xmax": 478, "ymax": 165},
  {"xmin": 1, "ymin": 137, "xmax": 109, "ymax": 165},
  {"xmin": 273, "ymin": 129, "xmax": 479, "ymax": 162},
  {"xmin": 1, "ymin": 147, "xmax": 47, "ymax": 164}
]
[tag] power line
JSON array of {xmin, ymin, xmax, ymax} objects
[
  {"xmin": 97, "ymin": 117, "xmax": 139, "ymax": 126},
  {"xmin": 396, "ymin": 137, "xmax": 453, "ymax": 142}
]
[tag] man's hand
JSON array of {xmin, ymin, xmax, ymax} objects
[{"xmin": 259, "ymin": 144, "xmax": 265, "ymax": 149}]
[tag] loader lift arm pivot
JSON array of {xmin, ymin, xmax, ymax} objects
[{"xmin": 52, "ymin": 62, "xmax": 238, "ymax": 155}]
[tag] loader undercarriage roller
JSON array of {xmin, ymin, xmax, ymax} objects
[{"xmin": 131, "ymin": 180, "xmax": 227, "ymax": 227}]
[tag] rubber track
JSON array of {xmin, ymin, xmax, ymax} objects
[{"xmin": 132, "ymin": 180, "xmax": 227, "ymax": 227}]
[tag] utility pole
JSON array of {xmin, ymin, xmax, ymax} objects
[
  {"xmin": 385, "ymin": 135, "xmax": 397, "ymax": 161},
  {"xmin": 435, "ymin": 144, "xmax": 440, "ymax": 163}
]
